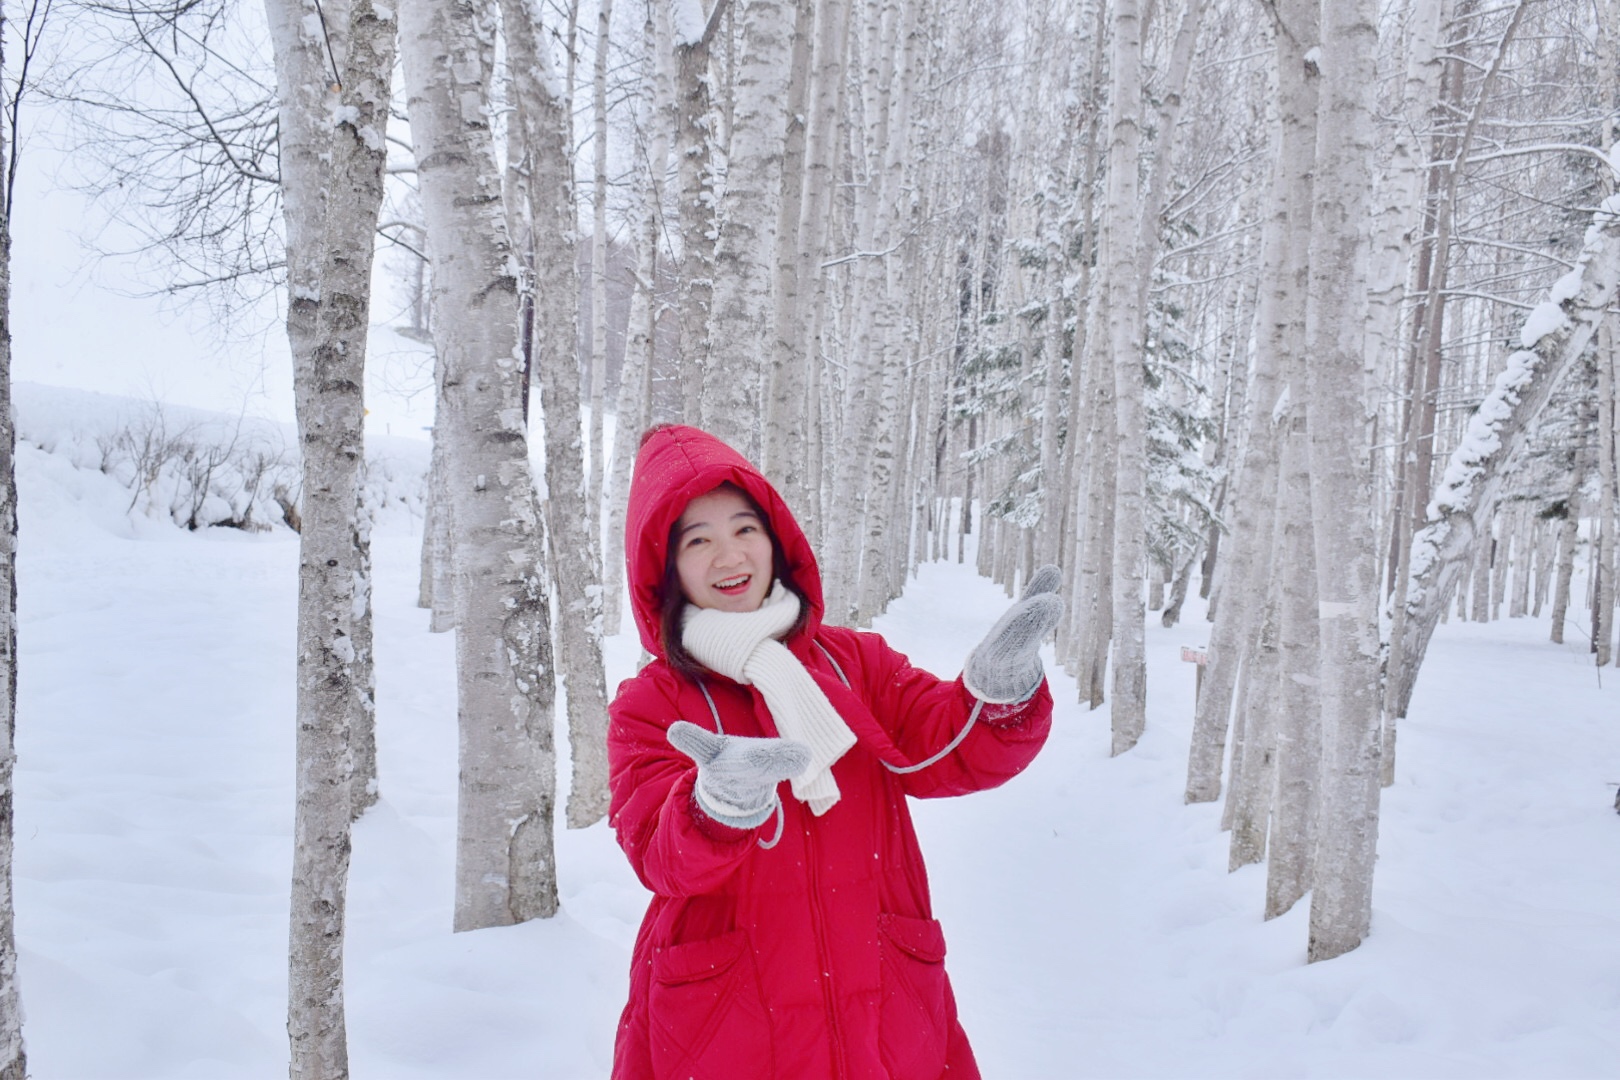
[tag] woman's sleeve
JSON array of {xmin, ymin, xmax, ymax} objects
[
  {"xmin": 841, "ymin": 629, "xmax": 1053, "ymax": 800},
  {"xmin": 607, "ymin": 673, "xmax": 767, "ymax": 897}
]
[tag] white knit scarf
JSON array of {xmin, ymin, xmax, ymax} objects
[{"xmin": 681, "ymin": 583, "xmax": 855, "ymax": 815}]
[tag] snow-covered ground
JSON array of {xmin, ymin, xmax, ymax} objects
[{"xmin": 9, "ymin": 399, "xmax": 1619, "ymax": 1078}]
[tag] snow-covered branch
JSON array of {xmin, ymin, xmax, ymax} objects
[{"xmin": 1389, "ymin": 192, "xmax": 1620, "ymax": 719}]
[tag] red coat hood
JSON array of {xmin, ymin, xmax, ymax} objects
[{"xmin": 625, "ymin": 425, "xmax": 824, "ymax": 658}]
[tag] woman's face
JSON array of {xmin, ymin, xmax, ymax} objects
[{"xmin": 673, "ymin": 486, "xmax": 774, "ymax": 612}]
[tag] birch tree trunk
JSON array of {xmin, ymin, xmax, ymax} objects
[
  {"xmin": 265, "ymin": 0, "xmax": 340, "ymax": 1069},
  {"xmin": 761, "ymin": 0, "xmax": 815, "ymax": 516},
  {"xmin": 1183, "ymin": 12, "xmax": 1305, "ymax": 802},
  {"xmin": 0, "ymin": 32, "xmax": 29, "ymax": 1070},
  {"xmin": 1509, "ymin": 500, "xmax": 1533, "ymax": 618},
  {"xmin": 1072, "ymin": 310, "xmax": 1116, "ymax": 707},
  {"xmin": 704, "ymin": 0, "xmax": 793, "ymax": 459},
  {"xmin": 504, "ymin": 0, "xmax": 610, "ymax": 828},
  {"xmin": 604, "ymin": 0, "xmax": 673, "ymax": 636},
  {"xmin": 1595, "ymin": 330, "xmax": 1617, "ymax": 666},
  {"xmin": 1105, "ymin": 0, "xmax": 1148, "ymax": 755},
  {"xmin": 400, "ymin": 0, "xmax": 559, "ymax": 929},
  {"xmin": 1303, "ymin": 0, "xmax": 1383, "ymax": 964},
  {"xmin": 674, "ymin": 0, "xmax": 727, "ymax": 417},
  {"xmin": 586, "ymin": 0, "xmax": 614, "ymax": 562},
  {"xmin": 422, "ymin": 429, "xmax": 457, "ymax": 632},
  {"xmin": 274, "ymin": 0, "xmax": 395, "ymax": 1066},
  {"xmin": 1550, "ymin": 493, "xmax": 1579, "ymax": 643},
  {"xmin": 1363, "ymin": 0, "xmax": 1447, "ymax": 402},
  {"xmin": 792, "ymin": 0, "xmax": 850, "ymax": 554},
  {"xmin": 1267, "ymin": 372, "xmax": 1321, "ymax": 919},
  {"xmin": 350, "ymin": 483, "xmax": 377, "ymax": 818},
  {"xmin": 1226, "ymin": 585, "xmax": 1280, "ymax": 870}
]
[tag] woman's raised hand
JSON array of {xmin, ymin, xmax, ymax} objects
[
  {"xmin": 963, "ymin": 564, "xmax": 1065, "ymax": 704},
  {"xmin": 667, "ymin": 721, "xmax": 810, "ymax": 829}
]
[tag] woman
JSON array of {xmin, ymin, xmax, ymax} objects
[{"xmin": 608, "ymin": 424, "xmax": 1063, "ymax": 1080}]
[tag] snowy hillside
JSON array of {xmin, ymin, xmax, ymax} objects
[{"xmin": 7, "ymin": 391, "xmax": 1618, "ymax": 1078}]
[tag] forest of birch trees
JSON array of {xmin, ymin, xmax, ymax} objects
[{"xmin": 2, "ymin": 0, "xmax": 1619, "ymax": 1073}]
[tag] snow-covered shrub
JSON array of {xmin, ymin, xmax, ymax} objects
[
  {"xmin": 87, "ymin": 405, "xmax": 299, "ymax": 531},
  {"xmin": 13, "ymin": 384, "xmax": 427, "ymax": 534}
]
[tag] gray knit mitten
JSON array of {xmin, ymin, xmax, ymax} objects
[
  {"xmin": 667, "ymin": 721, "xmax": 811, "ymax": 830},
  {"xmin": 963, "ymin": 564, "xmax": 1065, "ymax": 704}
]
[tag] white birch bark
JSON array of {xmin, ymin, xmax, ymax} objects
[
  {"xmin": 704, "ymin": 0, "xmax": 793, "ymax": 459},
  {"xmin": 1183, "ymin": 19, "xmax": 1303, "ymax": 802},
  {"xmin": 423, "ymin": 427, "xmax": 457, "ymax": 632},
  {"xmin": 761, "ymin": 0, "xmax": 814, "ymax": 515},
  {"xmin": 586, "ymin": 0, "xmax": 613, "ymax": 555},
  {"xmin": 1071, "ymin": 299, "xmax": 1116, "ymax": 707},
  {"xmin": 674, "ymin": 0, "xmax": 727, "ymax": 417},
  {"xmin": 792, "ymin": 0, "xmax": 850, "ymax": 555},
  {"xmin": 1489, "ymin": 503, "xmax": 1512, "ymax": 620},
  {"xmin": 1595, "ymin": 328, "xmax": 1617, "ymax": 666},
  {"xmin": 350, "ymin": 480, "xmax": 377, "ymax": 817},
  {"xmin": 1055, "ymin": 0, "xmax": 1109, "ymax": 656},
  {"xmin": 400, "ymin": 0, "xmax": 559, "ymax": 929},
  {"xmin": 1393, "ymin": 194, "xmax": 1620, "ymax": 717},
  {"xmin": 1509, "ymin": 499, "xmax": 1533, "ymax": 618},
  {"xmin": 0, "ymin": 50, "xmax": 29, "ymax": 1075},
  {"xmin": 1363, "ymin": 0, "xmax": 1447, "ymax": 388},
  {"xmin": 1550, "ymin": 493, "xmax": 1579, "ymax": 643},
  {"xmin": 1105, "ymin": 0, "xmax": 1148, "ymax": 755},
  {"xmin": 854, "ymin": 0, "xmax": 923, "ymax": 625},
  {"xmin": 273, "ymin": 0, "xmax": 395, "ymax": 1066},
  {"xmin": 1303, "ymin": 0, "xmax": 1383, "ymax": 964},
  {"xmin": 265, "ymin": 0, "xmax": 342, "ymax": 1070},
  {"xmin": 504, "ymin": 0, "xmax": 611, "ymax": 828},
  {"xmin": 823, "ymin": 0, "xmax": 899, "ymax": 625},
  {"xmin": 604, "ymin": 0, "xmax": 672, "ymax": 637},
  {"xmin": 1267, "ymin": 375, "xmax": 1321, "ymax": 919},
  {"xmin": 1226, "ymin": 585, "xmax": 1280, "ymax": 870}
]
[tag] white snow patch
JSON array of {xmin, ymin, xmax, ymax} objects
[
  {"xmin": 671, "ymin": 0, "xmax": 706, "ymax": 45},
  {"xmin": 1519, "ymin": 301, "xmax": 1568, "ymax": 348},
  {"xmin": 1548, "ymin": 267, "xmax": 1584, "ymax": 305}
]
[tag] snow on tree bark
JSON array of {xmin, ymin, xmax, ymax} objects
[
  {"xmin": 1392, "ymin": 191, "xmax": 1620, "ymax": 718},
  {"xmin": 1303, "ymin": 0, "xmax": 1383, "ymax": 965},
  {"xmin": 503, "ymin": 0, "xmax": 611, "ymax": 828},
  {"xmin": 399, "ymin": 0, "xmax": 559, "ymax": 929}
]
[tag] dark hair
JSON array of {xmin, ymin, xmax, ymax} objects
[{"xmin": 659, "ymin": 482, "xmax": 810, "ymax": 679}]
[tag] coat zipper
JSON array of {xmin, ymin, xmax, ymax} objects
[{"xmin": 804, "ymin": 813, "xmax": 847, "ymax": 1079}]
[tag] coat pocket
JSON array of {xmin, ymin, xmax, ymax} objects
[
  {"xmin": 649, "ymin": 929, "xmax": 774, "ymax": 1080},
  {"xmin": 877, "ymin": 912, "xmax": 950, "ymax": 1079}
]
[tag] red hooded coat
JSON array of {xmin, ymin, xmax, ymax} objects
[{"xmin": 608, "ymin": 425, "xmax": 1053, "ymax": 1080}]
